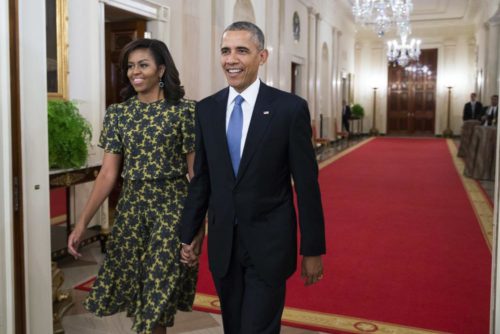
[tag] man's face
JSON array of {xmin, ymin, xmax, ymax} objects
[
  {"xmin": 492, "ymin": 96, "xmax": 498, "ymax": 106},
  {"xmin": 471, "ymin": 94, "xmax": 477, "ymax": 101},
  {"xmin": 220, "ymin": 30, "xmax": 268, "ymax": 93}
]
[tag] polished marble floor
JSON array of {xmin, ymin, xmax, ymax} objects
[{"xmin": 58, "ymin": 243, "xmax": 328, "ymax": 334}]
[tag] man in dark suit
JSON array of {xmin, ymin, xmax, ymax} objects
[
  {"xmin": 341, "ymin": 99, "xmax": 351, "ymax": 132},
  {"xmin": 180, "ymin": 21, "xmax": 326, "ymax": 333},
  {"xmin": 462, "ymin": 92, "xmax": 483, "ymax": 121},
  {"xmin": 482, "ymin": 94, "xmax": 499, "ymax": 126}
]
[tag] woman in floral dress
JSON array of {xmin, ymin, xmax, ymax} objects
[{"xmin": 67, "ymin": 38, "xmax": 204, "ymax": 334}]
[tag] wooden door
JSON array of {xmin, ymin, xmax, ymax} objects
[
  {"xmin": 387, "ymin": 49, "xmax": 437, "ymax": 135},
  {"xmin": 105, "ymin": 20, "xmax": 145, "ymax": 106},
  {"xmin": 9, "ymin": 0, "xmax": 27, "ymax": 331}
]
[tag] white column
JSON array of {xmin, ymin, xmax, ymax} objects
[
  {"xmin": 333, "ymin": 29, "xmax": 342, "ymax": 136},
  {"xmin": 314, "ymin": 13, "xmax": 322, "ymax": 135},
  {"xmin": 442, "ymin": 39, "xmax": 457, "ymax": 135},
  {"xmin": 307, "ymin": 7, "xmax": 318, "ymax": 127},
  {"xmin": 330, "ymin": 27, "xmax": 337, "ymax": 136},
  {"xmin": 371, "ymin": 41, "xmax": 384, "ymax": 133},
  {"xmin": 264, "ymin": 0, "xmax": 281, "ymax": 88},
  {"xmin": 485, "ymin": 21, "xmax": 500, "ymax": 99}
]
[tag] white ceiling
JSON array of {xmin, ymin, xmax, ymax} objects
[
  {"xmin": 346, "ymin": 0, "xmax": 482, "ymax": 28},
  {"xmin": 410, "ymin": 0, "xmax": 479, "ymax": 24}
]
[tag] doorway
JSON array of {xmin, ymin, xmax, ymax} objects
[
  {"xmin": 105, "ymin": 5, "xmax": 146, "ymax": 107},
  {"xmin": 387, "ymin": 49, "xmax": 437, "ymax": 135},
  {"xmin": 291, "ymin": 62, "xmax": 302, "ymax": 97},
  {"xmin": 104, "ymin": 5, "xmax": 146, "ymax": 221}
]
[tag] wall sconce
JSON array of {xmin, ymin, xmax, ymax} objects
[
  {"xmin": 443, "ymin": 86, "xmax": 453, "ymax": 137},
  {"xmin": 369, "ymin": 87, "xmax": 379, "ymax": 135}
]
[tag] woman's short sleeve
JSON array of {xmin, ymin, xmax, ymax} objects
[
  {"xmin": 98, "ymin": 104, "xmax": 123, "ymax": 154},
  {"xmin": 181, "ymin": 100, "xmax": 196, "ymax": 154}
]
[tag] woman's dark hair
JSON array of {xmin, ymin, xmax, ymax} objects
[{"xmin": 119, "ymin": 38, "xmax": 185, "ymax": 104}]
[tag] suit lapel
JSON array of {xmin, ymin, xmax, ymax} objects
[
  {"xmin": 213, "ymin": 88, "xmax": 236, "ymax": 180},
  {"xmin": 236, "ymin": 83, "xmax": 275, "ymax": 183}
]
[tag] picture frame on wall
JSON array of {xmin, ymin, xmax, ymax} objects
[{"xmin": 46, "ymin": 0, "xmax": 68, "ymax": 99}]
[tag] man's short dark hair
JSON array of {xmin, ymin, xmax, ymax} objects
[{"xmin": 223, "ymin": 21, "xmax": 265, "ymax": 50}]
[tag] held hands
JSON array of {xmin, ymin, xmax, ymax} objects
[
  {"xmin": 67, "ymin": 224, "xmax": 86, "ymax": 259},
  {"xmin": 180, "ymin": 223, "xmax": 206, "ymax": 267},
  {"xmin": 301, "ymin": 255, "xmax": 324, "ymax": 286}
]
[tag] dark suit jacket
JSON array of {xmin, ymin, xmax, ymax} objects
[
  {"xmin": 463, "ymin": 101, "xmax": 483, "ymax": 121},
  {"xmin": 483, "ymin": 105, "xmax": 498, "ymax": 125},
  {"xmin": 342, "ymin": 105, "xmax": 351, "ymax": 121},
  {"xmin": 180, "ymin": 82, "xmax": 326, "ymax": 286}
]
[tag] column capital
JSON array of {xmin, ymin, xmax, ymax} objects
[{"xmin": 307, "ymin": 6, "xmax": 317, "ymax": 16}]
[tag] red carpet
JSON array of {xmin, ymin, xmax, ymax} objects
[
  {"xmin": 74, "ymin": 276, "xmax": 95, "ymax": 292},
  {"xmin": 194, "ymin": 138, "xmax": 492, "ymax": 333},
  {"xmin": 50, "ymin": 188, "xmax": 67, "ymax": 225}
]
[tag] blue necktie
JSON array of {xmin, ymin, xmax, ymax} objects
[{"xmin": 227, "ymin": 95, "xmax": 244, "ymax": 176}]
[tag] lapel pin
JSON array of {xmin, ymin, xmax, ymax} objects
[{"xmin": 263, "ymin": 111, "xmax": 270, "ymax": 115}]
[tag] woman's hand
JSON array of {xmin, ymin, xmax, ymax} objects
[
  {"xmin": 67, "ymin": 224, "xmax": 86, "ymax": 259},
  {"xmin": 180, "ymin": 222, "xmax": 206, "ymax": 267}
]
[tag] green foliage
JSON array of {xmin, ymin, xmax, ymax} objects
[
  {"xmin": 351, "ymin": 103, "xmax": 365, "ymax": 118},
  {"xmin": 48, "ymin": 100, "xmax": 92, "ymax": 169}
]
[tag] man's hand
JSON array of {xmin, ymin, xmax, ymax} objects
[
  {"xmin": 301, "ymin": 255, "xmax": 324, "ymax": 286},
  {"xmin": 192, "ymin": 222, "xmax": 206, "ymax": 256}
]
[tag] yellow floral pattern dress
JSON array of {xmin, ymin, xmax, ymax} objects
[{"xmin": 83, "ymin": 96, "xmax": 198, "ymax": 333}]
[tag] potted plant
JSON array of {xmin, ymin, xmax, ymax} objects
[
  {"xmin": 351, "ymin": 103, "xmax": 365, "ymax": 119},
  {"xmin": 48, "ymin": 100, "xmax": 92, "ymax": 169}
]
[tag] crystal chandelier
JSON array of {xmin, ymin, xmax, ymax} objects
[
  {"xmin": 387, "ymin": 34, "xmax": 421, "ymax": 67},
  {"xmin": 405, "ymin": 63, "xmax": 432, "ymax": 76},
  {"xmin": 352, "ymin": 0, "xmax": 413, "ymax": 37}
]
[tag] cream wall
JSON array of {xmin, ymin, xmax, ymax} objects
[
  {"xmin": 176, "ymin": 0, "xmax": 356, "ymax": 139},
  {"xmin": 164, "ymin": 0, "xmax": 355, "ymax": 141},
  {"xmin": 177, "ymin": 0, "xmax": 221, "ymax": 101},
  {"xmin": 0, "ymin": 0, "xmax": 14, "ymax": 332},
  {"xmin": 354, "ymin": 38, "xmax": 386, "ymax": 133},
  {"xmin": 68, "ymin": 0, "xmax": 107, "ymax": 227}
]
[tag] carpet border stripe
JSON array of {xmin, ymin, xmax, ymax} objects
[
  {"xmin": 318, "ymin": 138, "xmax": 375, "ymax": 170},
  {"xmin": 193, "ymin": 293, "xmax": 448, "ymax": 334},
  {"xmin": 446, "ymin": 139, "xmax": 493, "ymax": 250}
]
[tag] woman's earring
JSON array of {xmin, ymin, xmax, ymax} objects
[{"xmin": 159, "ymin": 78, "xmax": 165, "ymax": 88}]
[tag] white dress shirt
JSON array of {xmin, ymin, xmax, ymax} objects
[
  {"xmin": 226, "ymin": 78, "xmax": 261, "ymax": 157},
  {"xmin": 488, "ymin": 106, "xmax": 497, "ymax": 116}
]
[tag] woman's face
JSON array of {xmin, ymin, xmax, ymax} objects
[{"xmin": 127, "ymin": 48, "xmax": 165, "ymax": 99}]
